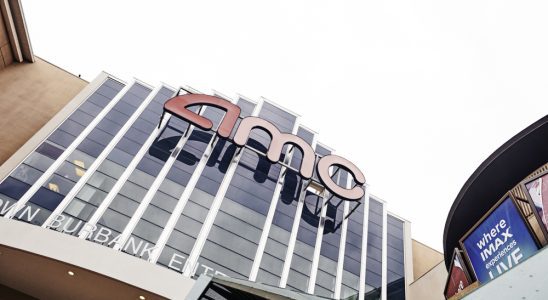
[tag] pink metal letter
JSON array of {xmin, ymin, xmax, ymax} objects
[
  {"xmin": 317, "ymin": 155, "xmax": 366, "ymax": 201},
  {"xmin": 233, "ymin": 116, "xmax": 315, "ymax": 179},
  {"xmin": 163, "ymin": 94, "xmax": 241, "ymax": 138}
]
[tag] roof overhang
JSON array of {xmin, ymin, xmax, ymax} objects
[
  {"xmin": 0, "ymin": 217, "xmax": 195, "ymax": 299},
  {"xmin": 443, "ymin": 114, "xmax": 548, "ymax": 269}
]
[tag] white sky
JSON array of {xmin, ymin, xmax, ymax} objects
[{"xmin": 22, "ymin": 0, "xmax": 548, "ymax": 251}]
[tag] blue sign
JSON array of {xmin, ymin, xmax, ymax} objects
[{"xmin": 462, "ymin": 197, "xmax": 538, "ymax": 283}]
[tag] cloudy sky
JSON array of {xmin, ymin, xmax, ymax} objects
[{"xmin": 22, "ymin": 0, "xmax": 548, "ymax": 251}]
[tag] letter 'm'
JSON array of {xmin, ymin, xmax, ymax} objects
[
  {"xmin": 317, "ymin": 155, "xmax": 366, "ymax": 200},
  {"xmin": 234, "ymin": 116, "xmax": 315, "ymax": 179},
  {"xmin": 163, "ymin": 94, "xmax": 241, "ymax": 138}
]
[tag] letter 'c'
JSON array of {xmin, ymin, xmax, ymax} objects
[
  {"xmin": 163, "ymin": 94, "xmax": 241, "ymax": 138},
  {"xmin": 317, "ymin": 155, "xmax": 366, "ymax": 201}
]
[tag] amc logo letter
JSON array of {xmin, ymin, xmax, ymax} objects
[{"xmin": 163, "ymin": 94, "xmax": 366, "ymax": 200}]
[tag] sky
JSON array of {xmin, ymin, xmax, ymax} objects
[{"xmin": 22, "ymin": 0, "xmax": 548, "ymax": 251}]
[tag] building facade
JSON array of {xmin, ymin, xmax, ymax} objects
[
  {"xmin": 0, "ymin": 72, "xmax": 414, "ymax": 299},
  {"xmin": 439, "ymin": 115, "xmax": 548, "ymax": 300}
]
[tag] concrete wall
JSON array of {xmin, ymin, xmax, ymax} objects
[
  {"xmin": 406, "ymin": 240, "xmax": 447, "ymax": 300},
  {"xmin": 407, "ymin": 261, "xmax": 447, "ymax": 300},
  {"xmin": 0, "ymin": 10, "xmax": 14, "ymax": 68},
  {"xmin": 412, "ymin": 239, "xmax": 444, "ymax": 280},
  {"xmin": 0, "ymin": 57, "xmax": 86, "ymax": 165}
]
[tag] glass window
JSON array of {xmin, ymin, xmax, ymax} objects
[
  {"xmin": 97, "ymin": 209, "xmax": 129, "ymax": 234},
  {"xmin": 119, "ymin": 181, "xmax": 147, "ymax": 201},
  {"xmin": 43, "ymin": 173, "xmax": 76, "ymax": 195},
  {"xmin": 79, "ymin": 101, "xmax": 103, "ymax": 117},
  {"xmin": 27, "ymin": 186, "xmax": 64, "ymax": 212},
  {"xmin": 76, "ymin": 184, "xmax": 108, "ymax": 206},
  {"xmin": 64, "ymin": 198, "xmax": 96, "ymax": 221},
  {"xmin": 77, "ymin": 138, "xmax": 104, "ymax": 158},
  {"xmin": 65, "ymin": 150, "xmax": 94, "ymax": 172},
  {"xmin": 109, "ymin": 194, "xmax": 139, "ymax": 217},
  {"xmin": 11, "ymin": 164, "xmax": 43, "ymax": 186},
  {"xmin": 35, "ymin": 142, "xmax": 64, "ymax": 160},
  {"xmin": 48, "ymin": 129, "xmax": 77, "ymax": 148},
  {"xmin": 96, "ymin": 84, "xmax": 121, "ymax": 99},
  {"xmin": 107, "ymin": 148, "xmax": 133, "ymax": 167},
  {"xmin": 198, "ymin": 239, "xmax": 253, "ymax": 279},
  {"xmin": 69, "ymin": 109, "xmax": 95, "ymax": 127},
  {"xmin": 149, "ymin": 190, "xmax": 177, "ymax": 212},
  {"xmin": 132, "ymin": 219, "xmax": 163, "ymax": 243},
  {"xmin": 0, "ymin": 177, "xmax": 30, "ymax": 202},
  {"xmin": 258, "ymin": 252, "xmax": 283, "ymax": 277},
  {"xmin": 165, "ymin": 230, "xmax": 195, "ymax": 256},
  {"xmin": 141, "ymin": 204, "xmax": 170, "ymax": 226},
  {"xmin": 174, "ymin": 213, "xmax": 203, "ymax": 237},
  {"xmin": 87, "ymin": 171, "xmax": 116, "ymax": 192},
  {"xmin": 128, "ymin": 169, "xmax": 155, "ymax": 189},
  {"xmin": 158, "ymin": 178, "xmax": 185, "ymax": 199},
  {"xmin": 97, "ymin": 159, "xmax": 125, "ymax": 179},
  {"xmin": 58, "ymin": 119, "xmax": 86, "ymax": 137},
  {"xmin": 87, "ymin": 92, "xmax": 112, "ymax": 108},
  {"xmin": 387, "ymin": 215, "xmax": 405, "ymax": 300}
]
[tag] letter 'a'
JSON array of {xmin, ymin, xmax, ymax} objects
[{"xmin": 163, "ymin": 94, "xmax": 241, "ymax": 138}]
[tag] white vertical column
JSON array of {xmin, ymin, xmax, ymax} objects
[
  {"xmin": 277, "ymin": 136, "xmax": 319, "ymax": 288},
  {"xmin": 3, "ymin": 77, "xmax": 131, "ymax": 219},
  {"xmin": 358, "ymin": 184, "xmax": 370, "ymax": 300},
  {"xmin": 248, "ymin": 120, "xmax": 301, "ymax": 282},
  {"xmin": 277, "ymin": 181, "xmax": 310, "ymax": 288},
  {"xmin": 381, "ymin": 199, "xmax": 388, "ymax": 300},
  {"xmin": 148, "ymin": 96, "xmax": 240, "ymax": 263},
  {"xmin": 306, "ymin": 188, "xmax": 331, "ymax": 294},
  {"xmin": 42, "ymin": 83, "xmax": 159, "ymax": 228},
  {"xmin": 181, "ymin": 100, "xmax": 263, "ymax": 277},
  {"xmin": 403, "ymin": 220, "xmax": 413, "ymax": 299},
  {"xmin": 79, "ymin": 111, "xmax": 173, "ymax": 238},
  {"xmin": 112, "ymin": 104, "xmax": 207, "ymax": 251},
  {"xmin": 334, "ymin": 190, "xmax": 351, "ymax": 298},
  {"xmin": 0, "ymin": 72, "xmax": 111, "ymax": 184}
]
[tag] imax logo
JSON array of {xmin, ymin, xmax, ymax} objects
[{"xmin": 162, "ymin": 94, "xmax": 366, "ymax": 200}]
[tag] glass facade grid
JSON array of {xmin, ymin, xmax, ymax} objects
[
  {"xmin": 34, "ymin": 82, "xmax": 154, "ymax": 229},
  {"xmin": 0, "ymin": 75, "xmax": 411, "ymax": 300},
  {"xmin": 364, "ymin": 198, "xmax": 384, "ymax": 300},
  {"xmin": 195, "ymin": 100, "xmax": 295, "ymax": 280},
  {"xmin": 386, "ymin": 215, "xmax": 405, "ymax": 300},
  {"xmin": 0, "ymin": 78, "xmax": 126, "ymax": 222}
]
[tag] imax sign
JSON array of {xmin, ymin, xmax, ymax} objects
[{"xmin": 162, "ymin": 94, "xmax": 366, "ymax": 200}]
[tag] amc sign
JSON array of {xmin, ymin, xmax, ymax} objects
[{"xmin": 162, "ymin": 94, "xmax": 366, "ymax": 201}]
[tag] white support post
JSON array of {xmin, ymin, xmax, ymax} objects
[
  {"xmin": 3, "ymin": 78, "xmax": 131, "ymax": 219},
  {"xmin": 334, "ymin": 198, "xmax": 350, "ymax": 299},
  {"xmin": 403, "ymin": 220, "xmax": 413, "ymax": 299},
  {"xmin": 248, "ymin": 120, "xmax": 302, "ymax": 282},
  {"xmin": 181, "ymin": 101, "xmax": 263, "ymax": 277},
  {"xmin": 79, "ymin": 112, "xmax": 173, "ymax": 238},
  {"xmin": 358, "ymin": 184, "xmax": 370, "ymax": 300},
  {"xmin": 42, "ymin": 83, "xmax": 159, "ymax": 228},
  {"xmin": 148, "ymin": 96, "xmax": 241, "ymax": 264},
  {"xmin": 381, "ymin": 199, "xmax": 388, "ymax": 300},
  {"xmin": 277, "ymin": 181, "xmax": 309, "ymax": 288},
  {"xmin": 277, "ymin": 136, "xmax": 320, "ymax": 289},
  {"xmin": 112, "ymin": 105, "xmax": 207, "ymax": 251},
  {"xmin": 306, "ymin": 190, "xmax": 330, "ymax": 294}
]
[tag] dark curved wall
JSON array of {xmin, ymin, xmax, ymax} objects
[{"xmin": 443, "ymin": 115, "xmax": 548, "ymax": 269}]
